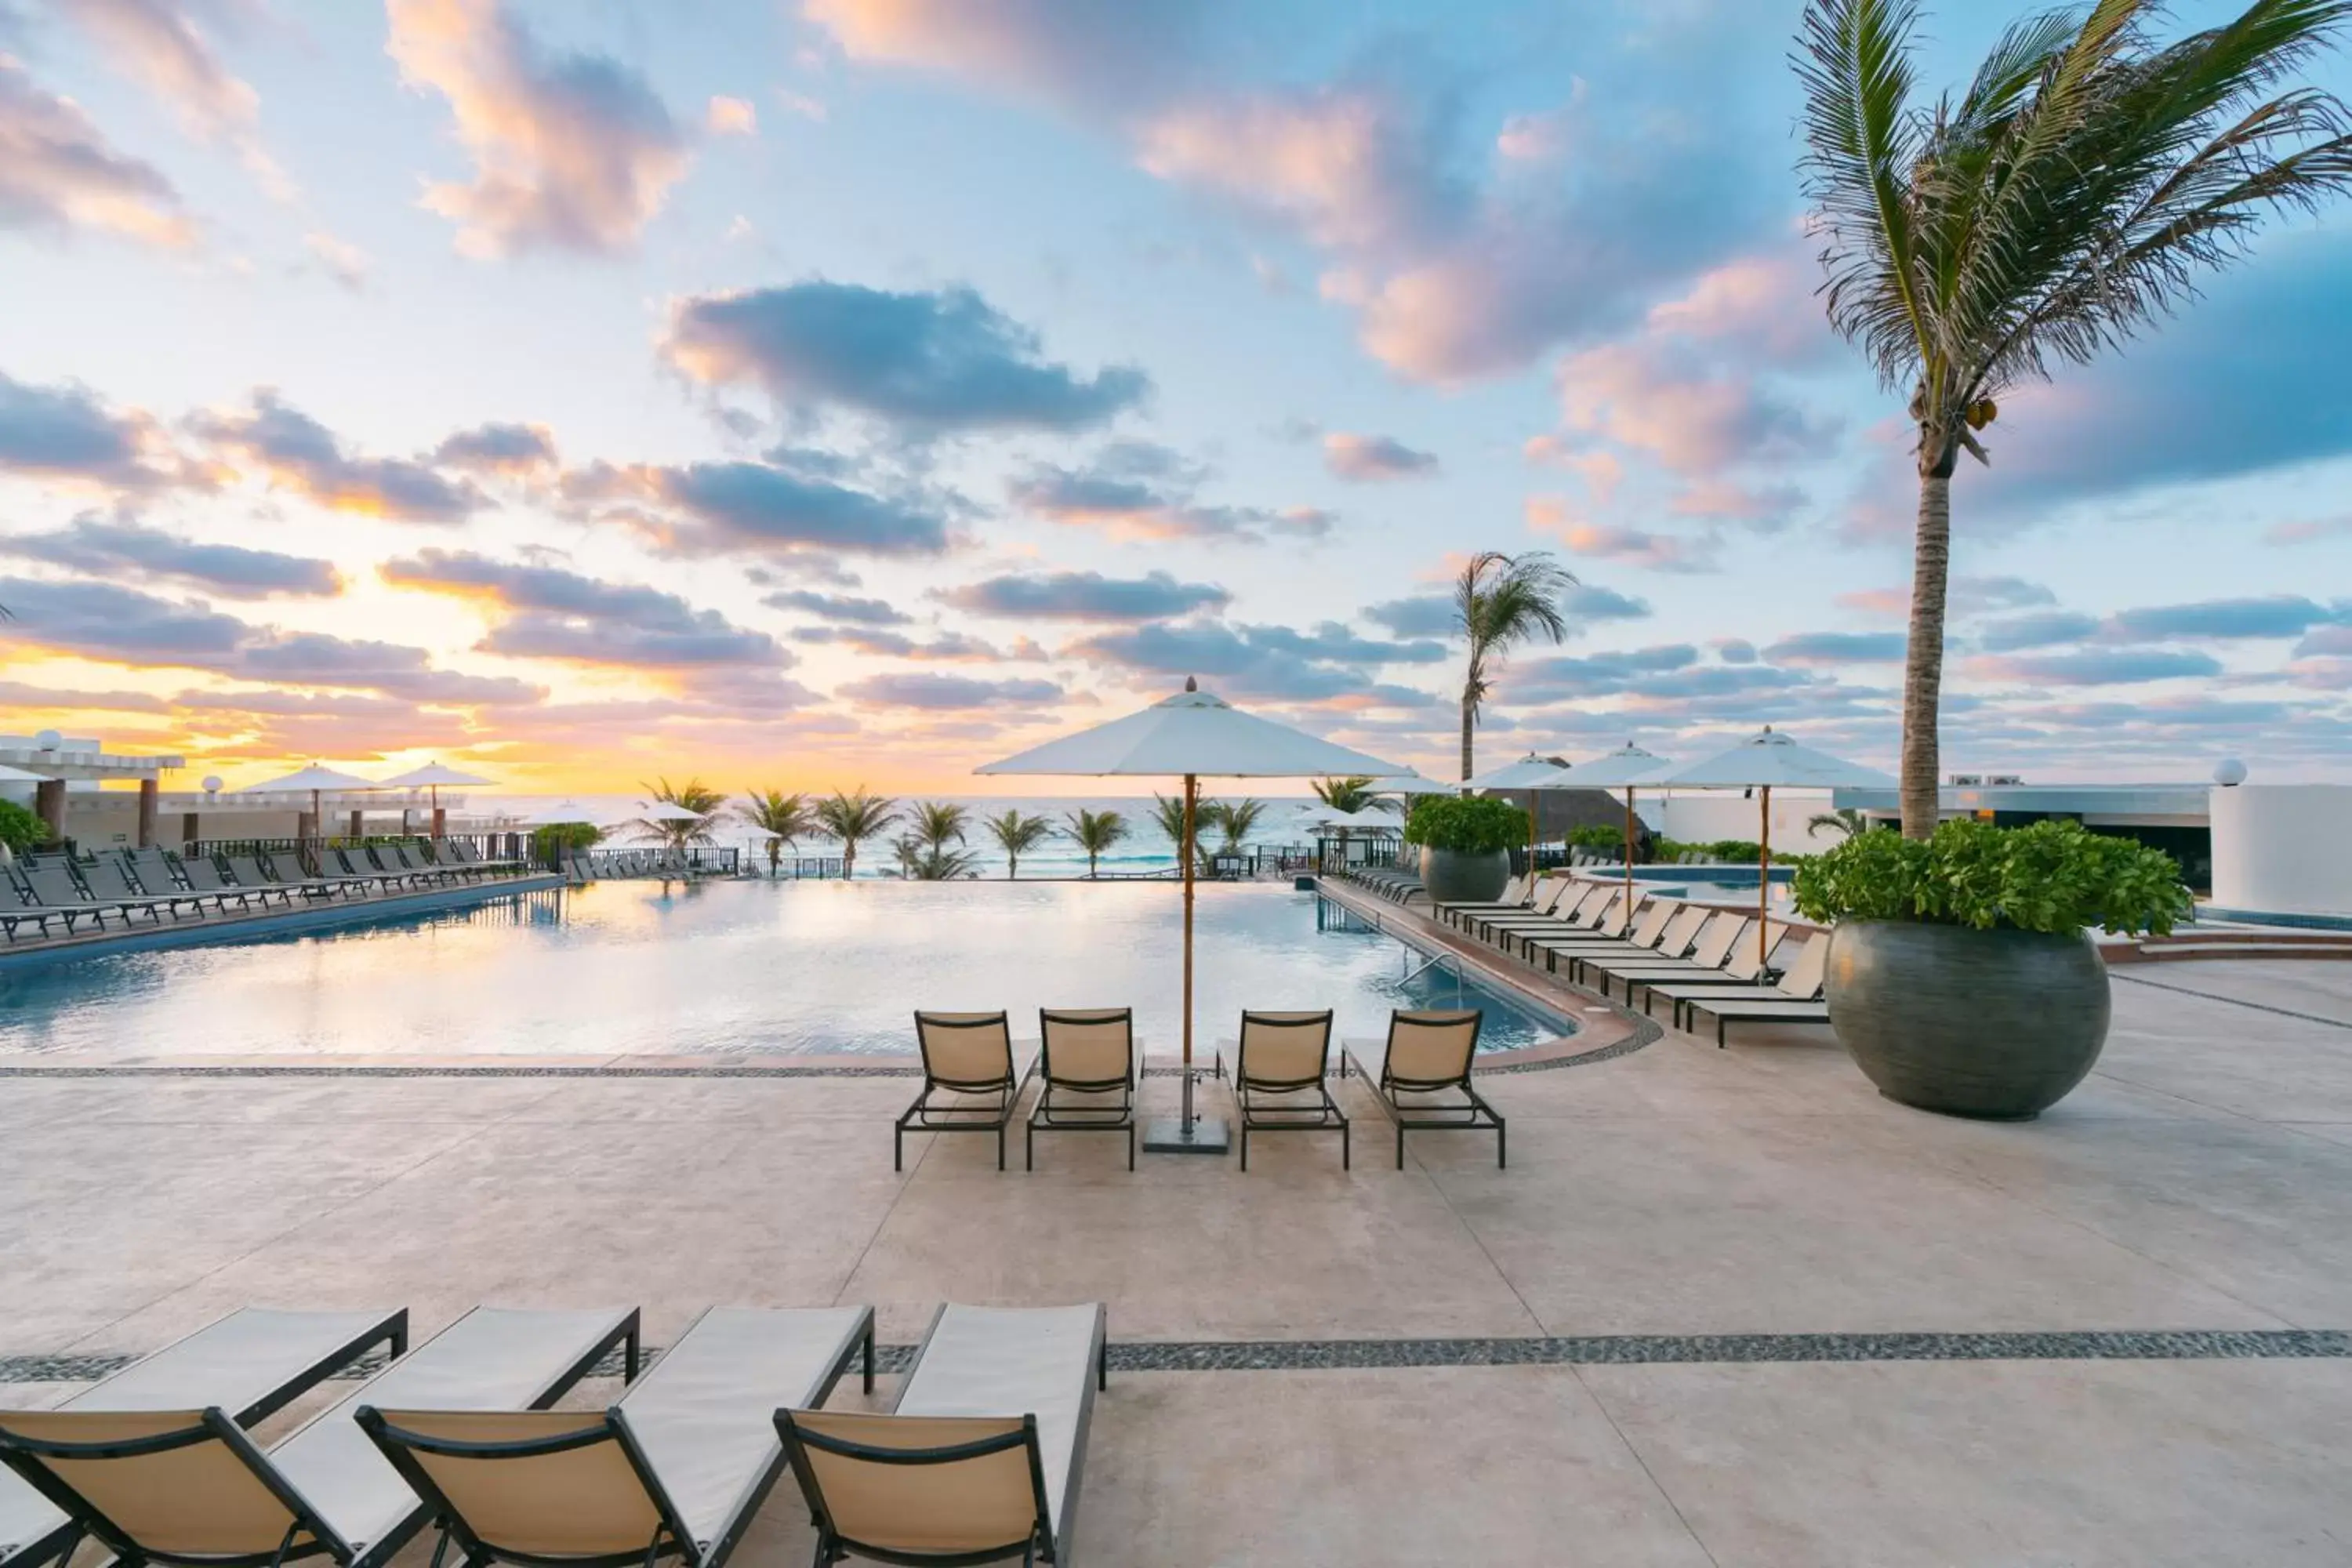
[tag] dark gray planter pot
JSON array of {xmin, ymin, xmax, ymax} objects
[
  {"xmin": 1827, "ymin": 920, "xmax": 2110, "ymax": 1120},
  {"xmin": 1418, "ymin": 845, "xmax": 1509, "ymax": 905}
]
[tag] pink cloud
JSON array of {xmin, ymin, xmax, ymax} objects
[
  {"xmin": 387, "ymin": 0, "xmax": 693, "ymax": 256},
  {"xmin": 706, "ymin": 96, "xmax": 758, "ymax": 136},
  {"xmin": 0, "ymin": 56, "xmax": 198, "ymax": 248},
  {"xmin": 1669, "ymin": 477, "xmax": 1806, "ymax": 525},
  {"xmin": 1525, "ymin": 495, "xmax": 1717, "ymax": 573},
  {"xmin": 1555, "ymin": 340, "xmax": 1833, "ymax": 477}
]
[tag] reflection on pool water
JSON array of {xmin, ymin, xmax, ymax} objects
[{"xmin": 0, "ymin": 881, "xmax": 1573, "ymax": 1059}]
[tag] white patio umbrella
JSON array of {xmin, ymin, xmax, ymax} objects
[
  {"xmin": 1654, "ymin": 728, "xmax": 1895, "ymax": 967},
  {"xmin": 0, "ymin": 762, "xmax": 46, "ymax": 783},
  {"xmin": 378, "ymin": 760, "xmax": 494, "ymax": 837},
  {"xmin": 1464, "ymin": 753, "xmax": 1580, "ymax": 878},
  {"xmin": 1571, "ymin": 742, "xmax": 1674, "ymax": 908},
  {"xmin": 237, "ymin": 763, "xmax": 383, "ymax": 836},
  {"xmin": 1369, "ymin": 774, "xmax": 1454, "ymax": 797},
  {"xmin": 977, "ymin": 678, "xmax": 1410, "ymax": 1152}
]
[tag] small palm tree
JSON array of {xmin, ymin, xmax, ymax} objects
[
  {"xmin": 1063, "ymin": 808, "xmax": 1130, "ymax": 877},
  {"xmin": 985, "ymin": 809, "xmax": 1054, "ymax": 878},
  {"xmin": 909, "ymin": 800, "xmax": 969, "ymax": 854},
  {"xmin": 1807, "ymin": 805, "xmax": 1871, "ymax": 841},
  {"xmin": 812, "ymin": 787, "xmax": 898, "ymax": 879},
  {"xmin": 735, "ymin": 789, "xmax": 815, "ymax": 873},
  {"xmin": 1311, "ymin": 775, "xmax": 1396, "ymax": 844},
  {"xmin": 1210, "ymin": 797, "xmax": 1265, "ymax": 857},
  {"xmin": 1798, "ymin": 0, "xmax": 2352, "ymax": 836},
  {"xmin": 1454, "ymin": 551, "xmax": 1574, "ymax": 782},
  {"xmin": 1152, "ymin": 791, "xmax": 1214, "ymax": 875},
  {"xmin": 892, "ymin": 835, "xmax": 981, "ymax": 880},
  {"xmin": 626, "ymin": 777, "xmax": 726, "ymax": 851}
]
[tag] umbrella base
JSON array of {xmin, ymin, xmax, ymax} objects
[{"xmin": 1142, "ymin": 1116, "xmax": 1231, "ymax": 1156}]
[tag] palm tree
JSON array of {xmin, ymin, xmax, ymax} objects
[
  {"xmin": 909, "ymin": 800, "xmax": 969, "ymax": 854},
  {"xmin": 1310, "ymin": 775, "xmax": 1396, "ymax": 844},
  {"xmin": 625, "ymin": 777, "xmax": 726, "ymax": 851},
  {"xmin": 735, "ymin": 789, "xmax": 815, "ymax": 873},
  {"xmin": 1152, "ymin": 791, "xmax": 1213, "ymax": 876},
  {"xmin": 891, "ymin": 835, "xmax": 981, "ymax": 880},
  {"xmin": 1210, "ymin": 797, "xmax": 1265, "ymax": 857},
  {"xmin": 985, "ymin": 809, "xmax": 1054, "ymax": 878},
  {"xmin": 1798, "ymin": 0, "xmax": 2352, "ymax": 837},
  {"xmin": 1807, "ymin": 805, "xmax": 1872, "ymax": 841},
  {"xmin": 1453, "ymin": 551, "xmax": 1573, "ymax": 782},
  {"xmin": 1062, "ymin": 808, "xmax": 1130, "ymax": 877},
  {"xmin": 812, "ymin": 787, "xmax": 898, "ymax": 879}
]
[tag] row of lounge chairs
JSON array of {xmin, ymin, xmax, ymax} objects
[
  {"xmin": 0, "ymin": 841, "xmax": 524, "ymax": 942},
  {"xmin": 1329, "ymin": 866, "xmax": 1833, "ymax": 1046},
  {"xmin": 1440, "ymin": 876, "xmax": 1831, "ymax": 1044},
  {"xmin": 903, "ymin": 1006, "xmax": 1505, "ymax": 1173},
  {"xmin": 0, "ymin": 1298, "xmax": 1103, "ymax": 1568}
]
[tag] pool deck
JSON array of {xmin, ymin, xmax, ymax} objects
[{"xmin": 5, "ymin": 960, "xmax": 2352, "ymax": 1563}]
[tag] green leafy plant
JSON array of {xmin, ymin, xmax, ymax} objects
[
  {"xmin": 813, "ymin": 788, "xmax": 898, "ymax": 879},
  {"xmin": 1453, "ymin": 551, "xmax": 1575, "ymax": 782},
  {"xmin": 1807, "ymin": 806, "xmax": 1870, "ymax": 841},
  {"xmin": 1792, "ymin": 818, "xmax": 2192, "ymax": 935},
  {"xmin": 0, "ymin": 797, "xmax": 49, "ymax": 853},
  {"xmin": 1204, "ymin": 797, "xmax": 1265, "ymax": 856},
  {"xmin": 891, "ymin": 836, "xmax": 980, "ymax": 880},
  {"xmin": 736, "ymin": 789, "xmax": 815, "ymax": 873},
  {"xmin": 626, "ymin": 778, "xmax": 726, "ymax": 851},
  {"xmin": 530, "ymin": 822, "xmax": 602, "ymax": 862},
  {"xmin": 1062, "ymin": 808, "xmax": 1129, "ymax": 877},
  {"xmin": 1567, "ymin": 824, "xmax": 1628, "ymax": 851},
  {"xmin": 1403, "ymin": 794, "xmax": 1530, "ymax": 855},
  {"xmin": 1151, "ymin": 793, "xmax": 1214, "ymax": 874}
]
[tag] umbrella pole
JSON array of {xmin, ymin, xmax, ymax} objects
[
  {"xmin": 1623, "ymin": 788, "xmax": 1635, "ymax": 909},
  {"xmin": 1758, "ymin": 785, "xmax": 1772, "ymax": 971},
  {"xmin": 1145, "ymin": 771, "xmax": 1228, "ymax": 1155}
]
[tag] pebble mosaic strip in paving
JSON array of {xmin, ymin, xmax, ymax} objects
[{"xmin": 11, "ymin": 1329, "xmax": 2344, "ymax": 1385}]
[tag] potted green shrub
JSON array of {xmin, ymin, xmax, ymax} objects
[
  {"xmin": 1793, "ymin": 820, "xmax": 2192, "ymax": 1119},
  {"xmin": 1403, "ymin": 795, "xmax": 1527, "ymax": 904}
]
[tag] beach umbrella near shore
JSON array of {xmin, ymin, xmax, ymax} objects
[
  {"xmin": 379, "ymin": 760, "xmax": 493, "ymax": 837},
  {"xmin": 237, "ymin": 763, "xmax": 384, "ymax": 835},
  {"xmin": 978, "ymin": 678, "xmax": 1411, "ymax": 1154},
  {"xmin": 1570, "ymin": 742, "xmax": 1673, "ymax": 910},
  {"xmin": 1653, "ymin": 728, "xmax": 1895, "ymax": 968}
]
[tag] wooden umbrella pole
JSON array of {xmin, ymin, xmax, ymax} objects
[
  {"xmin": 1181, "ymin": 771, "xmax": 1197, "ymax": 1132},
  {"xmin": 1757, "ymin": 784, "xmax": 1773, "ymax": 970},
  {"xmin": 1622, "ymin": 788, "xmax": 1635, "ymax": 908}
]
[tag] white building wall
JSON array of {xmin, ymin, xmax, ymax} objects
[{"xmin": 2209, "ymin": 784, "xmax": 2352, "ymax": 916}]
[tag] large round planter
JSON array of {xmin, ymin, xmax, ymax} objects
[
  {"xmin": 1418, "ymin": 845, "xmax": 1510, "ymax": 905},
  {"xmin": 1828, "ymin": 920, "xmax": 2110, "ymax": 1120}
]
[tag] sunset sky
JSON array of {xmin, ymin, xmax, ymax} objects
[{"xmin": 4, "ymin": 0, "xmax": 2350, "ymax": 795}]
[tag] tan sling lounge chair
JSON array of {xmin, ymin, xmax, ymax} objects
[
  {"xmin": 1026, "ymin": 1009, "xmax": 1138, "ymax": 1172},
  {"xmin": 0, "ymin": 1308, "xmax": 406, "ymax": 1568},
  {"xmin": 776, "ymin": 1302, "xmax": 1106, "ymax": 1567},
  {"xmin": 1225, "ymin": 1010, "xmax": 1345, "ymax": 1172},
  {"xmin": 899, "ymin": 1013, "xmax": 1036, "ymax": 1173},
  {"xmin": 356, "ymin": 1305, "xmax": 874, "ymax": 1568},
  {"xmin": 1342, "ymin": 1010, "xmax": 1504, "ymax": 1170},
  {"xmin": 0, "ymin": 1307, "xmax": 639, "ymax": 1568}
]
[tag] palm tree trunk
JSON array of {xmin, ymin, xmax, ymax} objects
[
  {"xmin": 1900, "ymin": 463, "xmax": 1954, "ymax": 840},
  {"xmin": 1459, "ymin": 691, "xmax": 1475, "ymax": 783},
  {"xmin": 842, "ymin": 842, "xmax": 856, "ymax": 879}
]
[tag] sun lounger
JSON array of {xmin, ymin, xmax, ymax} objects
[
  {"xmin": 1225, "ymin": 1010, "xmax": 1345, "ymax": 1171},
  {"xmin": 172, "ymin": 853, "xmax": 265, "ymax": 911},
  {"xmin": 122, "ymin": 848, "xmax": 226, "ymax": 919},
  {"xmin": 1479, "ymin": 881, "xmax": 1623, "ymax": 946},
  {"xmin": 776, "ymin": 1303, "xmax": 1105, "ymax": 1568},
  {"xmin": 899, "ymin": 1012, "xmax": 1037, "ymax": 1172},
  {"xmin": 0, "ymin": 877, "xmax": 69, "ymax": 942},
  {"xmin": 222, "ymin": 855, "xmax": 299, "ymax": 906},
  {"xmin": 1684, "ymin": 996, "xmax": 1836, "ymax": 1044},
  {"xmin": 358, "ymin": 1305, "xmax": 871, "ymax": 1568},
  {"xmin": 1457, "ymin": 877, "xmax": 1583, "ymax": 941},
  {"xmin": 384, "ymin": 844, "xmax": 459, "ymax": 884},
  {"xmin": 0, "ymin": 1307, "xmax": 407, "ymax": 1568},
  {"xmin": 259, "ymin": 851, "xmax": 357, "ymax": 902},
  {"xmin": 1513, "ymin": 891, "xmax": 1643, "ymax": 967},
  {"xmin": 16, "ymin": 863, "xmax": 147, "ymax": 931},
  {"xmin": 1028, "ymin": 1008, "xmax": 1139, "ymax": 1171},
  {"xmin": 1581, "ymin": 912, "xmax": 1751, "ymax": 1000},
  {"xmin": 73, "ymin": 855, "xmax": 176, "ymax": 924},
  {"xmin": 1538, "ymin": 901, "xmax": 1711, "ymax": 985},
  {"xmin": 1435, "ymin": 873, "xmax": 1537, "ymax": 928},
  {"xmin": 1654, "ymin": 933, "xmax": 1831, "ymax": 1043},
  {"xmin": 1343, "ymin": 1009, "xmax": 1504, "ymax": 1169},
  {"xmin": 0, "ymin": 1307, "xmax": 637, "ymax": 1568}
]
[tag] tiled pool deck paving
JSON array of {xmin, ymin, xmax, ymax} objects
[{"xmin": 5, "ymin": 958, "xmax": 2352, "ymax": 1563}]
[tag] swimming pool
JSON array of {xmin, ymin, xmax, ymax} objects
[{"xmin": 0, "ymin": 881, "xmax": 1573, "ymax": 1059}]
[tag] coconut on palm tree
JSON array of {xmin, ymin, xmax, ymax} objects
[
  {"xmin": 1062, "ymin": 808, "xmax": 1130, "ymax": 877},
  {"xmin": 736, "ymin": 789, "xmax": 815, "ymax": 873},
  {"xmin": 812, "ymin": 788, "xmax": 898, "ymax": 879},
  {"xmin": 1453, "ymin": 551, "xmax": 1574, "ymax": 783},
  {"xmin": 626, "ymin": 778, "xmax": 726, "ymax": 851},
  {"xmin": 984, "ymin": 809, "xmax": 1054, "ymax": 878},
  {"xmin": 1798, "ymin": 0, "xmax": 2352, "ymax": 837}
]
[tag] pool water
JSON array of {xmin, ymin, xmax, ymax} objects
[{"xmin": 0, "ymin": 881, "xmax": 1572, "ymax": 1059}]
